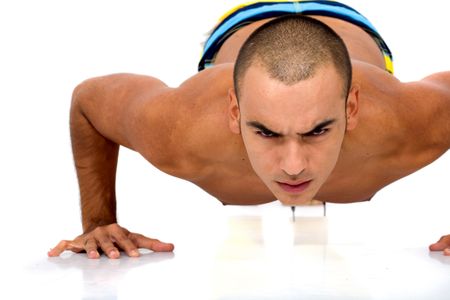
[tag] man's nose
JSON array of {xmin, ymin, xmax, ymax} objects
[{"xmin": 279, "ymin": 141, "xmax": 307, "ymax": 177}]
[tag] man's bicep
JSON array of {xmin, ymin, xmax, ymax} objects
[{"xmin": 73, "ymin": 74, "xmax": 170, "ymax": 148}]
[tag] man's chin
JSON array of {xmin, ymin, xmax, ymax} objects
[{"xmin": 276, "ymin": 194, "xmax": 315, "ymax": 206}]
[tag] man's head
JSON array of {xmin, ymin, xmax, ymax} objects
[{"xmin": 228, "ymin": 15, "xmax": 359, "ymax": 205}]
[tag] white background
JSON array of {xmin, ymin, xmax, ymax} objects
[{"xmin": 1, "ymin": 0, "xmax": 449, "ymax": 278}]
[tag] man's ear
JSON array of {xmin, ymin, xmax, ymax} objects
[
  {"xmin": 228, "ymin": 88, "xmax": 241, "ymax": 134},
  {"xmin": 345, "ymin": 85, "xmax": 359, "ymax": 131}
]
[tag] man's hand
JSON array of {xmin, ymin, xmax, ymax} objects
[
  {"xmin": 429, "ymin": 234, "xmax": 450, "ymax": 256},
  {"xmin": 47, "ymin": 223, "xmax": 174, "ymax": 259}
]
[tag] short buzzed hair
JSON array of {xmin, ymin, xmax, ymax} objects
[{"xmin": 233, "ymin": 15, "xmax": 352, "ymax": 99}]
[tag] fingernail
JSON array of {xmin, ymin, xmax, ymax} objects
[
  {"xmin": 109, "ymin": 250, "xmax": 119, "ymax": 258},
  {"xmin": 444, "ymin": 248, "xmax": 450, "ymax": 256},
  {"xmin": 130, "ymin": 250, "xmax": 139, "ymax": 257}
]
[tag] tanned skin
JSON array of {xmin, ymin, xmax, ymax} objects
[{"xmin": 48, "ymin": 16, "xmax": 450, "ymax": 259}]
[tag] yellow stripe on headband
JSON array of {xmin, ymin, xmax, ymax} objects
[{"xmin": 384, "ymin": 54, "xmax": 394, "ymax": 74}]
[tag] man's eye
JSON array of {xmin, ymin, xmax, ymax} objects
[
  {"xmin": 256, "ymin": 130, "xmax": 277, "ymax": 138},
  {"xmin": 308, "ymin": 128, "xmax": 329, "ymax": 137}
]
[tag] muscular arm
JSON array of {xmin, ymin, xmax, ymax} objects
[
  {"xmin": 71, "ymin": 74, "xmax": 181, "ymax": 232},
  {"xmin": 49, "ymin": 73, "xmax": 195, "ymax": 258},
  {"xmin": 49, "ymin": 66, "xmax": 232, "ymax": 258},
  {"xmin": 70, "ymin": 85, "xmax": 119, "ymax": 233},
  {"xmin": 354, "ymin": 61, "xmax": 450, "ymax": 256}
]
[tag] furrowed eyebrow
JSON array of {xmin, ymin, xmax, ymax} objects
[
  {"xmin": 246, "ymin": 121, "xmax": 280, "ymax": 135},
  {"xmin": 247, "ymin": 119, "xmax": 336, "ymax": 136},
  {"xmin": 302, "ymin": 119, "xmax": 336, "ymax": 136}
]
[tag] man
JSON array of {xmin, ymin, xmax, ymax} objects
[{"xmin": 48, "ymin": 1, "xmax": 450, "ymax": 259}]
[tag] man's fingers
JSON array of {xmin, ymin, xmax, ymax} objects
[
  {"xmin": 87, "ymin": 226, "xmax": 120, "ymax": 259},
  {"xmin": 96, "ymin": 235, "xmax": 120, "ymax": 259},
  {"xmin": 429, "ymin": 235, "xmax": 450, "ymax": 255},
  {"xmin": 131, "ymin": 234, "xmax": 174, "ymax": 252},
  {"xmin": 50, "ymin": 224, "xmax": 174, "ymax": 259},
  {"xmin": 429, "ymin": 241, "xmax": 447, "ymax": 251},
  {"xmin": 48, "ymin": 240, "xmax": 83, "ymax": 257},
  {"xmin": 48, "ymin": 240, "xmax": 69, "ymax": 257},
  {"xmin": 84, "ymin": 238, "xmax": 100, "ymax": 259},
  {"xmin": 111, "ymin": 232, "xmax": 140, "ymax": 257}
]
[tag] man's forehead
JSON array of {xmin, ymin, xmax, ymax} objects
[
  {"xmin": 240, "ymin": 89, "xmax": 344, "ymax": 134},
  {"xmin": 239, "ymin": 62, "xmax": 347, "ymax": 101}
]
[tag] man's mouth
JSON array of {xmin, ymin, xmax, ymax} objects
[{"xmin": 276, "ymin": 180, "xmax": 312, "ymax": 193}]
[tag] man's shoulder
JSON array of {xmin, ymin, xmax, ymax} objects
[
  {"xmin": 168, "ymin": 64, "xmax": 240, "ymax": 179},
  {"xmin": 178, "ymin": 63, "xmax": 234, "ymax": 93},
  {"xmin": 117, "ymin": 64, "xmax": 237, "ymax": 180},
  {"xmin": 354, "ymin": 61, "xmax": 450, "ymax": 158}
]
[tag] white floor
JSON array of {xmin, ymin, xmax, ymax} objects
[
  {"xmin": 6, "ymin": 194, "xmax": 450, "ymax": 299},
  {"xmin": 1, "ymin": 0, "xmax": 450, "ymax": 299}
]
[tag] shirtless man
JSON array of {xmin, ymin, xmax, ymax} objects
[{"xmin": 48, "ymin": 1, "xmax": 450, "ymax": 258}]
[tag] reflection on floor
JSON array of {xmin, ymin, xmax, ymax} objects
[{"xmin": 12, "ymin": 202, "xmax": 450, "ymax": 300}]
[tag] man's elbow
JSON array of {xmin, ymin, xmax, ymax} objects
[{"xmin": 71, "ymin": 77, "xmax": 99, "ymax": 110}]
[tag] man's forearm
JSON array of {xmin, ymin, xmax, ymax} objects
[{"xmin": 70, "ymin": 87, "xmax": 119, "ymax": 233}]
